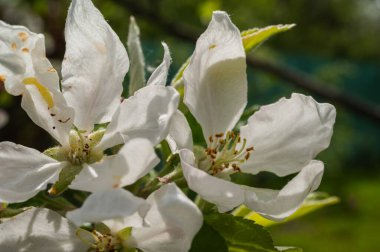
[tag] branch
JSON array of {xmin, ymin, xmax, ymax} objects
[{"xmin": 116, "ymin": 0, "xmax": 380, "ymax": 124}]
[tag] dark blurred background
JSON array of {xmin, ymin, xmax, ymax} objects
[{"xmin": 0, "ymin": 0, "xmax": 379, "ymax": 251}]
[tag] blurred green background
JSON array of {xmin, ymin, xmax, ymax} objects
[{"xmin": 0, "ymin": 0, "xmax": 379, "ymax": 251}]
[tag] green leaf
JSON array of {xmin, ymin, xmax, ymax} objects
[
  {"xmin": 127, "ymin": 16, "xmax": 146, "ymax": 96},
  {"xmin": 0, "ymin": 207, "xmax": 29, "ymax": 219},
  {"xmin": 205, "ymin": 212, "xmax": 276, "ymax": 252},
  {"xmin": 242, "ymin": 24, "xmax": 295, "ymax": 53},
  {"xmin": 190, "ymin": 222, "xmax": 228, "ymax": 252},
  {"xmin": 171, "ymin": 58, "xmax": 190, "ymax": 87},
  {"xmin": 48, "ymin": 165, "xmax": 83, "ymax": 197},
  {"xmin": 233, "ymin": 192, "xmax": 339, "ymax": 227}
]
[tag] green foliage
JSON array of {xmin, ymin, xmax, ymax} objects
[
  {"xmin": 205, "ymin": 212, "xmax": 277, "ymax": 252},
  {"xmin": 0, "ymin": 207, "xmax": 29, "ymax": 219},
  {"xmin": 127, "ymin": 16, "xmax": 146, "ymax": 97},
  {"xmin": 48, "ymin": 165, "xmax": 83, "ymax": 197},
  {"xmin": 241, "ymin": 24, "xmax": 295, "ymax": 53},
  {"xmin": 190, "ymin": 222, "xmax": 228, "ymax": 252},
  {"xmin": 233, "ymin": 192, "xmax": 339, "ymax": 227}
]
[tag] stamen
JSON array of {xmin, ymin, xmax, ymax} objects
[
  {"xmin": 215, "ymin": 132, "xmax": 224, "ymax": 138},
  {"xmin": 204, "ymin": 131, "xmax": 254, "ymax": 176}
]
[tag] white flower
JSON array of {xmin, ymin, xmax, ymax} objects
[
  {"xmin": 0, "ymin": 207, "xmax": 86, "ymax": 252},
  {"xmin": 67, "ymin": 183, "xmax": 203, "ymax": 252},
  {"xmin": 0, "ymin": 0, "xmax": 179, "ymax": 203},
  {"xmin": 178, "ymin": 11, "xmax": 336, "ymax": 220}
]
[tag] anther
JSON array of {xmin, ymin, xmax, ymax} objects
[{"xmin": 215, "ymin": 132, "xmax": 224, "ymax": 138}]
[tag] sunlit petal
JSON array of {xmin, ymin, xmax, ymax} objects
[
  {"xmin": 240, "ymin": 93, "xmax": 336, "ymax": 176},
  {"xmin": 0, "ymin": 142, "xmax": 65, "ymax": 203},
  {"xmin": 183, "ymin": 11, "xmax": 247, "ymax": 142},
  {"xmin": 62, "ymin": 0, "xmax": 129, "ymax": 131}
]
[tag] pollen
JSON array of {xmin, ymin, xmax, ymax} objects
[
  {"xmin": 21, "ymin": 48, "xmax": 29, "ymax": 53},
  {"xmin": 205, "ymin": 131, "xmax": 254, "ymax": 176},
  {"xmin": 18, "ymin": 32, "xmax": 28, "ymax": 42}
]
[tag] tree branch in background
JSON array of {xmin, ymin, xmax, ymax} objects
[{"xmin": 118, "ymin": 0, "xmax": 380, "ymax": 123}]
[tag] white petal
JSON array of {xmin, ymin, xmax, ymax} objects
[
  {"xmin": 67, "ymin": 189, "xmax": 148, "ymax": 230},
  {"xmin": 22, "ymin": 85, "xmax": 74, "ymax": 147},
  {"xmin": 240, "ymin": 93, "xmax": 336, "ymax": 176},
  {"xmin": 0, "ymin": 208, "xmax": 87, "ymax": 252},
  {"xmin": 0, "ymin": 142, "xmax": 65, "ymax": 203},
  {"xmin": 146, "ymin": 42, "xmax": 171, "ymax": 86},
  {"xmin": 180, "ymin": 149, "xmax": 324, "ymax": 220},
  {"xmin": 62, "ymin": 0, "xmax": 129, "ymax": 131},
  {"xmin": 180, "ymin": 149, "xmax": 245, "ymax": 212},
  {"xmin": 98, "ymin": 85, "xmax": 179, "ymax": 150},
  {"xmin": 0, "ymin": 21, "xmax": 74, "ymax": 146},
  {"xmin": 183, "ymin": 11, "xmax": 247, "ymax": 142},
  {"xmin": 166, "ymin": 110, "xmax": 193, "ymax": 153},
  {"xmin": 244, "ymin": 160, "xmax": 324, "ymax": 221},
  {"xmin": 70, "ymin": 138, "xmax": 159, "ymax": 192},
  {"xmin": 127, "ymin": 16, "xmax": 146, "ymax": 96},
  {"xmin": 0, "ymin": 21, "xmax": 59, "ymax": 95},
  {"xmin": 127, "ymin": 184, "xmax": 202, "ymax": 252}
]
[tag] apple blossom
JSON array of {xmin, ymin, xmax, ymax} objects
[
  {"xmin": 0, "ymin": 0, "xmax": 179, "ymax": 203},
  {"xmin": 177, "ymin": 11, "xmax": 336, "ymax": 220},
  {"xmin": 67, "ymin": 183, "xmax": 203, "ymax": 252}
]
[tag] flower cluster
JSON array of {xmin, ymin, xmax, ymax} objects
[{"xmin": 0, "ymin": 0, "xmax": 336, "ymax": 251}]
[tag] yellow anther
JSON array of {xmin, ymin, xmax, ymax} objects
[
  {"xmin": 22, "ymin": 77, "xmax": 54, "ymax": 109},
  {"xmin": 21, "ymin": 48, "xmax": 29, "ymax": 53},
  {"xmin": 11, "ymin": 42, "xmax": 17, "ymax": 50}
]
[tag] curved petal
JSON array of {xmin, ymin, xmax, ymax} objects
[
  {"xmin": 66, "ymin": 189, "xmax": 148, "ymax": 231},
  {"xmin": 183, "ymin": 11, "xmax": 247, "ymax": 142},
  {"xmin": 244, "ymin": 160, "xmax": 324, "ymax": 221},
  {"xmin": 22, "ymin": 85, "xmax": 74, "ymax": 147},
  {"xmin": 0, "ymin": 142, "xmax": 65, "ymax": 203},
  {"xmin": 240, "ymin": 93, "xmax": 336, "ymax": 176},
  {"xmin": 70, "ymin": 138, "xmax": 159, "ymax": 192},
  {"xmin": 126, "ymin": 183, "xmax": 202, "ymax": 252},
  {"xmin": 0, "ymin": 21, "xmax": 58, "ymax": 95},
  {"xmin": 62, "ymin": 0, "xmax": 129, "ymax": 131},
  {"xmin": 180, "ymin": 149, "xmax": 324, "ymax": 220},
  {"xmin": 0, "ymin": 21, "xmax": 74, "ymax": 146},
  {"xmin": 146, "ymin": 42, "xmax": 171, "ymax": 86},
  {"xmin": 0, "ymin": 208, "xmax": 87, "ymax": 252},
  {"xmin": 179, "ymin": 149, "xmax": 245, "ymax": 212},
  {"xmin": 166, "ymin": 110, "xmax": 193, "ymax": 153},
  {"xmin": 98, "ymin": 85, "xmax": 179, "ymax": 150}
]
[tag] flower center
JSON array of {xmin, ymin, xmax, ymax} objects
[
  {"xmin": 44, "ymin": 129, "xmax": 105, "ymax": 165},
  {"xmin": 77, "ymin": 229, "xmax": 122, "ymax": 252},
  {"xmin": 203, "ymin": 131, "xmax": 254, "ymax": 177}
]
